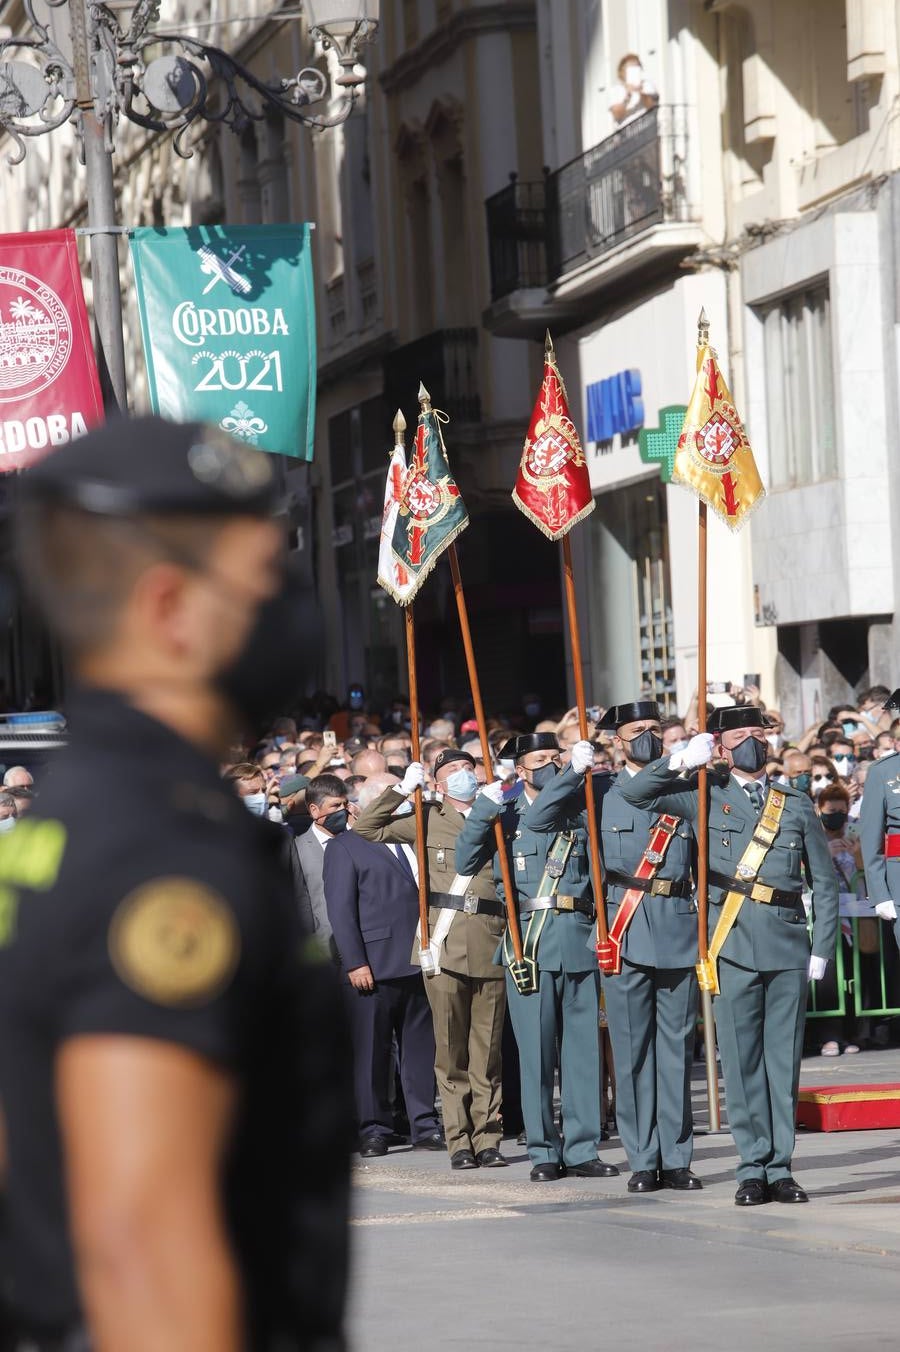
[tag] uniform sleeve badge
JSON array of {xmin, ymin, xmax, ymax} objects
[{"xmin": 109, "ymin": 878, "xmax": 240, "ymax": 1007}]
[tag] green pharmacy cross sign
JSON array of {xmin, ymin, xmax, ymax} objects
[{"xmin": 637, "ymin": 405, "xmax": 687, "ymax": 485}]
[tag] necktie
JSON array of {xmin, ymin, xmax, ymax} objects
[
  {"xmin": 744, "ymin": 781, "xmax": 764, "ymax": 816},
  {"xmin": 394, "ymin": 843, "xmax": 417, "ymax": 883}
]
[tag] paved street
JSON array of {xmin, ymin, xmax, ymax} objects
[{"xmin": 348, "ymin": 1047, "xmax": 900, "ymax": 1351}]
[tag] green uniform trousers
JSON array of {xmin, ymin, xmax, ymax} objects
[
  {"xmin": 603, "ymin": 961, "xmax": 697, "ymax": 1174},
  {"xmin": 713, "ymin": 960, "xmax": 807, "ymax": 1184},
  {"xmin": 425, "ymin": 969, "xmax": 506, "ymax": 1155},
  {"xmin": 505, "ymin": 968, "xmax": 601, "ymax": 1167}
]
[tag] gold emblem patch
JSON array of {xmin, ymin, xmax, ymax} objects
[{"xmin": 109, "ymin": 878, "xmax": 239, "ymax": 1007}]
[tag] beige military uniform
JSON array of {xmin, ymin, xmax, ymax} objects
[{"xmin": 353, "ymin": 787, "xmax": 506, "ymax": 1155}]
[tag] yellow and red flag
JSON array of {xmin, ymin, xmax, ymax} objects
[
  {"xmin": 674, "ymin": 336, "xmax": 765, "ymax": 531},
  {"xmin": 513, "ymin": 333, "xmax": 594, "ymax": 540}
]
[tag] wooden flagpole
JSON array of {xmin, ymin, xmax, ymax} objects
[
  {"xmin": 561, "ymin": 534, "xmax": 609, "ymax": 949},
  {"xmin": 694, "ymin": 308, "xmax": 721, "ymax": 1131},
  {"xmin": 394, "ymin": 408, "xmax": 432, "ymax": 970}
]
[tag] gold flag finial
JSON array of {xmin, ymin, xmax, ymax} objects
[
  {"xmin": 418, "ymin": 382, "xmax": 432, "ymax": 412},
  {"xmin": 697, "ymin": 307, "xmax": 710, "ymax": 348},
  {"xmin": 545, "ymin": 328, "xmax": 555, "ymax": 357},
  {"xmin": 393, "ymin": 408, "xmax": 406, "ymax": 445}
]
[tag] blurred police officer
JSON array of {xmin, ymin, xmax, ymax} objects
[
  {"xmin": 0, "ymin": 417, "xmax": 353, "ymax": 1350},
  {"xmin": 621, "ymin": 707, "xmax": 838, "ymax": 1206},
  {"xmin": 596, "ymin": 701, "xmax": 699, "ymax": 1194},
  {"xmin": 456, "ymin": 733, "xmax": 618, "ymax": 1182},
  {"xmin": 859, "ymin": 689, "xmax": 900, "ymax": 943}
]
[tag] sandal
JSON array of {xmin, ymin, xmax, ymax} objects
[{"xmin": 820, "ymin": 1041, "xmax": 840, "ymax": 1056}]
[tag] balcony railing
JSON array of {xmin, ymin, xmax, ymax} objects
[
  {"xmin": 485, "ymin": 106, "xmax": 691, "ymax": 299},
  {"xmin": 384, "ymin": 328, "xmax": 480, "ymax": 424}
]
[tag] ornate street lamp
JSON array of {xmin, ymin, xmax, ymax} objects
[{"xmin": 0, "ymin": 0, "xmax": 380, "ymax": 405}]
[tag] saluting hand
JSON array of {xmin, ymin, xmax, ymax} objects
[
  {"xmin": 670, "ymin": 732, "xmax": 715, "ymax": 771},
  {"xmin": 479, "ymin": 781, "xmax": 505, "ymax": 806},
  {"xmin": 570, "ymin": 740, "xmax": 595, "ymax": 776},
  {"xmin": 399, "ymin": 763, "xmax": 425, "ymax": 796}
]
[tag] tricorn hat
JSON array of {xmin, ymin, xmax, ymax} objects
[
  {"xmin": 498, "ymin": 732, "xmax": 560, "ymax": 761},
  {"xmin": 707, "ymin": 706, "xmax": 770, "ymax": 734},
  {"xmin": 595, "ymin": 700, "xmax": 661, "ymax": 731}
]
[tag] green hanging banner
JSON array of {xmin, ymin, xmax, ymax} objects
[{"xmin": 129, "ymin": 224, "xmax": 316, "ymax": 460}]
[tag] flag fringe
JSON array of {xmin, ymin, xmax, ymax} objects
[
  {"xmin": 512, "ymin": 488, "xmax": 595, "ymax": 541},
  {"xmin": 381, "ymin": 515, "xmax": 470, "ymax": 607},
  {"xmin": 671, "ymin": 471, "xmax": 767, "ymax": 535},
  {"xmin": 376, "ymin": 574, "xmax": 415, "ymax": 607}
]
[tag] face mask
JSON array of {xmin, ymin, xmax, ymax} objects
[
  {"xmin": 242, "ymin": 791, "xmax": 267, "ymax": 816},
  {"xmin": 274, "ymin": 736, "xmax": 287, "ymax": 747},
  {"xmin": 811, "ymin": 775, "xmax": 834, "ymax": 792},
  {"xmin": 394, "ymin": 800, "xmax": 414, "ymax": 816},
  {"xmin": 524, "ymin": 702, "xmax": 541, "ymax": 718},
  {"xmin": 731, "ymin": 737, "xmax": 767, "ymax": 773},
  {"xmin": 321, "ymin": 808, "xmax": 348, "ymax": 835},
  {"xmin": 444, "ymin": 768, "xmax": 478, "ymax": 802},
  {"xmin": 789, "ymin": 772, "xmax": 812, "ymax": 793},
  {"xmin": 766, "ymin": 733, "xmax": 784, "ymax": 751},
  {"xmin": 217, "ymin": 560, "xmax": 318, "ymax": 730},
  {"xmin": 626, "ymin": 730, "xmax": 663, "ymax": 765},
  {"xmin": 0, "ymin": 816, "xmax": 15, "ymax": 833},
  {"xmin": 841, "ymin": 722, "xmax": 859, "ymax": 737},
  {"xmin": 529, "ymin": 762, "xmax": 559, "ymax": 791},
  {"xmin": 820, "ymin": 810, "xmax": 848, "ymax": 831},
  {"xmin": 387, "ymin": 762, "xmax": 408, "ymax": 778},
  {"xmin": 877, "ymin": 748, "xmax": 895, "ymax": 759},
  {"xmin": 832, "ymin": 755, "xmax": 856, "ymax": 776},
  {"xmin": 668, "ymin": 739, "xmax": 689, "ymax": 755},
  {"xmin": 348, "ymin": 691, "xmax": 364, "ymax": 711}
]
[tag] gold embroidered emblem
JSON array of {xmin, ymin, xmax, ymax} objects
[{"xmin": 109, "ymin": 878, "xmax": 239, "ymax": 1006}]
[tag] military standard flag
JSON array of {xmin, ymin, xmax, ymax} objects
[
  {"xmin": 377, "ymin": 414, "xmax": 416, "ymax": 604},
  {"xmin": 513, "ymin": 332, "xmax": 594, "ymax": 540},
  {"xmin": 674, "ymin": 333, "xmax": 765, "ymax": 531},
  {"xmin": 388, "ymin": 385, "xmax": 468, "ymax": 605}
]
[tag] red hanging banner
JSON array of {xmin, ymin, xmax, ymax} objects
[{"xmin": 0, "ymin": 229, "xmax": 104, "ymax": 473}]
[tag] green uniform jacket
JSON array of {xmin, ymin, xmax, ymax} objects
[
  {"xmin": 603, "ymin": 771, "xmax": 697, "ymax": 969},
  {"xmin": 619, "ymin": 760, "xmax": 839, "ymax": 970},
  {"xmin": 455, "ymin": 768, "xmax": 597, "ymax": 974},
  {"xmin": 353, "ymin": 786, "xmax": 504, "ymax": 980},
  {"xmin": 858, "ymin": 751, "xmax": 900, "ymax": 905}
]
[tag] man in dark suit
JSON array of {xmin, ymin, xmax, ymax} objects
[{"xmin": 324, "ymin": 775, "xmax": 443, "ymax": 1157}]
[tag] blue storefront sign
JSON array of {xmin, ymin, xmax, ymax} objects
[{"xmin": 586, "ymin": 369, "xmax": 644, "ymax": 443}]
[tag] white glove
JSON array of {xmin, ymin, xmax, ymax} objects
[
  {"xmin": 808, "ymin": 955, "xmax": 827, "ymax": 982},
  {"xmin": 876, "ymin": 900, "xmax": 898, "ymax": 921},
  {"xmin": 570, "ymin": 740, "xmax": 595, "ymax": 776},
  {"xmin": 479, "ymin": 780, "xmax": 505, "ymax": 806},
  {"xmin": 398, "ymin": 762, "xmax": 425, "ymax": 796},
  {"xmin": 669, "ymin": 732, "xmax": 715, "ymax": 772}
]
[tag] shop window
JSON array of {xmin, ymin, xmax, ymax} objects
[{"xmin": 760, "ymin": 282, "xmax": 836, "ymax": 488}]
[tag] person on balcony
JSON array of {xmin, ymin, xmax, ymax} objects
[{"xmin": 609, "ymin": 54, "xmax": 659, "ymax": 126}]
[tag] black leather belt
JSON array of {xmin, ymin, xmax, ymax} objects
[
  {"xmin": 708, "ymin": 870, "xmax": 802, "ymax": 907},
  {"xmin": 605, "ymin": 869, "xmax": 692, "ymax": 899},
  {"xmin": 429, "ymin": 891, "xmax": 504, "ymax": 918},
  {"xmin": 519, "ymin": 894, "xmax": 594, "ymax": 917}
]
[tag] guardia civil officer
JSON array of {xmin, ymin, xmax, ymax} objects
[
  {"xmin": 456, "ymin": 733, "xmax": 618, "ymax": 1182},
  {"xmin": 596, "ymin": 701, "xmax": 700, "ymax": 1194},
  {"xmin": 0, "ymin": 418, "xmax": 353, "ymax": 1350},
  {"xmin": 620, "ymin": 708, "xmax": 839, "ymax": 1206},
  {"xmin": 858, "ymin": 689, "xmax": 900, "ymax": 941}
]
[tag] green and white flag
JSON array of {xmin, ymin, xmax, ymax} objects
[
  {"xmin": 389, "ymin": 398, "xmax": 468, "ymax": 605},
  {"xmin": 129, "ymin": 224, "xmax": 316, "ymax": 460}
]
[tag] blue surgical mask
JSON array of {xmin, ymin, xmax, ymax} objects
[
  {"xmin": 0, "ymin": 816, "xmax": 15, "ymax": 834},
  {"xmin": 243, "ymin": 791, "xmax": 267, "ymax": 816},
  {"xmin": 445, "ymin": 768, "xmax": 478, "ymax": 802}
]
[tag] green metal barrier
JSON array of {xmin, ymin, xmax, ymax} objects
[{"xmin": 806, "ymin": 917, "xmax": 900, "ymax": 1020}]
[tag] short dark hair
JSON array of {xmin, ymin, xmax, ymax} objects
[
  {"xmin": 223, "ymin": 762, "xmax": 264, "ymax": 786},
  {"xmin": 306, "ymin": 774, "xmax": 348, "ymax": 808},
  {"xmin": 660, "ymin": 716, "xmax": 687, "ymax": 732}
]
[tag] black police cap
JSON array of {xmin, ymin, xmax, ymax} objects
[
  {"xmin": 498, "ymin": 732, "xmax": 560, "ymax": 761},
  {"xmin": 707, "ymin": 705, "xmax": 770, "ymax": 734},
  {"xmin": 20, "ymin": 415, "xmax": 282, "ymax": 517},
  {"xmin": 595, "ymin": 700, "xmax": 661, "ymax": 731},
  {"xmin": 433, "ymin": 749, "xmax": 476, "ymax": 776},
  {"xmin": 883, "ymin": 689, "xmax": 900, "ymax": 712}
]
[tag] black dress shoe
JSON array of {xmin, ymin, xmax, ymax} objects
[
  {"xmin": 475, "ymin": 1148, "xmax": 508, "ymax": 1168},
  {"xmin": 734, "ymin": 1179, "xmax": 768, "ymax": 1206},
  {"xmin": 661, "ymin": 1168, "xmax": 703, "ymax": 1191},
  {"xmin": 769, "ymin": 1177, "xmax": 809, "ymax": 1203},
  {"xmin": 383, "ymin": 1131, "xmax": 409, "ymax": 1148},
  {"xmin": 569, "ymin": 1158, "xmax": 620, "ymax": 1178},
  {"xmin": 412, "ymin": 1131, "xmax": 446, "ymax": 1151},
  {"xmin": 530, "ymin": 1162, "xmax": 565, "ymax": 1182},
  {"xmin": 357, "ymin": 1137, "xmax": 388, "ymax": 1158},
  {"xmin": 627, "ymin": 1170, "xmax": 662, "ymax": 1193},
  {"xmin": 516, "ymin": 1130, "xmax": 527, "ymax": 1145},
  {"xmin": 450, "ymin": 1149, "xmax": 478, "ymax": 1170}
]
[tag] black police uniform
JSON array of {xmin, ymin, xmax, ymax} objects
[{"xmin": 0, "ymin": 418, "xmax": 353, "ymax": 1350}]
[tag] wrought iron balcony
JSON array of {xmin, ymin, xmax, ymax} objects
[
  {"xmin": 485, "ymin": 106, "xmax": 690, "ymax": 300},
  {"xmin": 384, "ymin": 328, "xmax": 480, "ymax": 424}
]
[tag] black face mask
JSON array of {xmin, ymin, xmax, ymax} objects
[
  {"xmin": 820, "ymin": 810, "xmax": 848, "ymax": 832},
  {"xmin": 626, "ymin": 730, "xmax": 663, "ymax": 765},
  {"xmin": 387, "ymin": 762, "xmax": 408, "ymax": 778},
  {"xmin": 217, "ymin": 560, "xmax": 319, "ymax": 731},
  {"xmin": 322, "ymin": 808, "xmax": 348, "ymax": 835},
  {"xmin": 731, "ymin": 736, "xmax": 767, "ymax": 773},
  {"xmin": 529, "ymin": 762, "xmax": 559, "ymax": 791}
]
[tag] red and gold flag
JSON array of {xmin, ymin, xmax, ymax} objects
[
  {"xmin": 513, "ymin": 333, "xmax": 594, "ymax": 540},
  {"xmin": 674, "ymin": 337, "xmax": 764, "ymax": 531}
]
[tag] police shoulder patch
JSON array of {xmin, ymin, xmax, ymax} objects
[{"xmin": 109, "ymin": 877, "xmax": 240, "ymax": 1007}]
